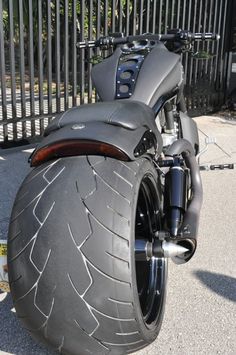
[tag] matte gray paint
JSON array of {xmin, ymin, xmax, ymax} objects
[
  {"xmin": 179, "ymin": 111, "xmax": 200, "ymax": 153},
  {"xmin": 129, "ymin": 46, "xmax": 182, "ymax": 107},
  {"xmin": 31, "ymin": 122, "xmax": 159, "ymax": 162},
  {"xmin": 33, "ymin": 101, "xmax": 163, "ymax": 162},
  {"xmin": 91, "ymin": 43, "xmax": 182, "ymax": 107},
  {"xmin": 91, "ymin": 47, "xmax": 122, "ymax": 101},
  {"xmin": 166, "ymin": 139, "xmax": 203, "ymax": 264}
]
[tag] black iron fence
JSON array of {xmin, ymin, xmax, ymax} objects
[{"xmin": 0, "ymin": 0, "xmax": 232, "ymax": 145}]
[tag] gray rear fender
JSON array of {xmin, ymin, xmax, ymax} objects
[{"xmin": 30, "ymin": 101, "xmax": 163, "ymax": 166}]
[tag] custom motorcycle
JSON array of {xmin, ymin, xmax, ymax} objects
[{"xmin": 7, "ymin": 30, "xmax": 219, "ymax": 354}]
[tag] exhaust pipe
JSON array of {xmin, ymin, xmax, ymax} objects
[
  {"xmin": 165, "ymin": 139, "xmax": 203, "ymax": 264},
  {"xmin": 135, "ymin": 139, "xmax": 202, "ymax": 265}
]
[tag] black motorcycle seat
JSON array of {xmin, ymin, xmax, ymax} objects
[{"xmin": 44, "ymin": 100, "xmax": 158, "ymax": 136}]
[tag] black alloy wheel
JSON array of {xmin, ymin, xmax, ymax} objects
[{"xmin": 135, "ymin": 175, "xmax": 166, "ymax": 328}]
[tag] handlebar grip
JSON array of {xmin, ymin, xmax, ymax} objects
[
  {"xmin": 192, "ymin": 32, "xmax": 220, "ymax": 40},
  {"xmin": 77, "ymin": 40, "xmax": 97, "ymax": 49}
]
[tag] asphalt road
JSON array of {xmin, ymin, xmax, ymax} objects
[{"xmin": 0, "ymin": 116, "xmax": 235, "ymax": 355}]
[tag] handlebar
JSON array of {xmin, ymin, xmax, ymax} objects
[{"xmin": 77, "ymin": 30, "xmax": 220, "ymax": 49}]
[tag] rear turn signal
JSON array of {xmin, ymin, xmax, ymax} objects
[{"xmin": 30, "ymin": 139, "xmax": 129, "ymax": 166}]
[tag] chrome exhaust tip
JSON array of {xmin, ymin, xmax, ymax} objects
[
  {"xmin": 170, "ymin": 239, "xmax": 196, "ymax": 264},
  {"xmin": 135, "ymin": 239, "xmax": 191, "ymax": 262},
  {"xmin": 161, "ymin": 240, "xmax": 189, "ymax": 258}
]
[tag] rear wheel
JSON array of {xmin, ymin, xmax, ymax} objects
[{"xmin": 8, "ymin": 156, "xmax": 167, "ymax": 355}]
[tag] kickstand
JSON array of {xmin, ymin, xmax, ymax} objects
[
  {"xmin": 197, "ymin": 136, "xmax": 234, "ymax": 171},
  {"xmin": 196, "ymin": 136, "xmax": 216, "ymax": 165}
]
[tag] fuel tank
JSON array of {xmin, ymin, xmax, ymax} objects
[{"xmin": 91, "ymin": 41, "xmax": 183, "ymax": 107}]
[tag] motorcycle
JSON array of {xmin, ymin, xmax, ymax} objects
[{"xmin": 7, "ymin": 30, "xmax": 219, "ymax": 354}]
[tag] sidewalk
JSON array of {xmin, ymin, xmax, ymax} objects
[
  {"xmin": 0, "ymin": 115, "xmax": 235, "ymax": 355},
  {"xmin": 0, "ymin": 146, "xmax": 33, "ymax": 241}
]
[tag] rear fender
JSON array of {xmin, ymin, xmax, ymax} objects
[{"xmin": 30, "ymin": 122, "xmax": 161, "ymax": 167}]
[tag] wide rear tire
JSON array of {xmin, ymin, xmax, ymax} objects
[{"xmin": 8, "ymin": 156, "xmax": 167, "ymax": 355}]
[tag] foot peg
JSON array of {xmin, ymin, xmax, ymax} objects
[
  {"xmin": 200, "ymin": 163, "xmax": 234, "ymax": 171},
  {"xmin": 197, "ymin": 136, "xmax": 234, "ymax": 171}
]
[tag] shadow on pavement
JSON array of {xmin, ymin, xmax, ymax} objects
[
  {"xmin": 194, "ymin": 270, "xmax": 236, "ymax": 303},
  {"xmin": 0, "ymin": 291, "xmax": 54, "ymax": 354}
]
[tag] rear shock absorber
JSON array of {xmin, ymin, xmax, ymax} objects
[{"xmin": 164, "ymin": 157, "xmax": 188, "ymax": 237}]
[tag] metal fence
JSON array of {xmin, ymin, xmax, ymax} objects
[{"xmin": 0, "ymin": 0, "xmax": 232, "ymax": 145}]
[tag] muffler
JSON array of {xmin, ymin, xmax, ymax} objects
[
  {"xmin": 165, "ymin": 139, "xmax": 203, "ymax": 264},
  {"xmin": 135, "ymin": 139, "xmax": 202, "ymax": 265}
]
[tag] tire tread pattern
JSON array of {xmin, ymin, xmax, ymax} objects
[{"xmin": 8, "ymin": 156, "xmax": 157, "ymax": 355}]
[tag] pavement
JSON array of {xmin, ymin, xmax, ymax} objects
[{"xmin": 0, "ymin": 115, "xmax": 236, "ymax": 355}]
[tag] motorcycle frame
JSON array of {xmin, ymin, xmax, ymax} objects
[{"xmin": 29, "ymin": 36, "xmax": 203, "ymax": 264}]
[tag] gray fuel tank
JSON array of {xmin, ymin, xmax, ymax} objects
[{"xmin": 91, "ymin": 42, "xmax": 183, "ymax": 107}]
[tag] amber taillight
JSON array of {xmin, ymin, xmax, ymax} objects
[{"xmin": 30, "ymin": 140, "xmax": 129, "ymax": 166}]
